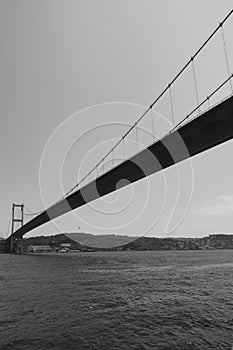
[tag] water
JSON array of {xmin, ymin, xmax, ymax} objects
[{"xmin": 1, "ymin": 250, "xmax": 233, "ymax": 350}]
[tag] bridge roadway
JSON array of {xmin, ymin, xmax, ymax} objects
[{"xmin": 7, "ymin": 95, "xmax": 233, "ymax": 247}]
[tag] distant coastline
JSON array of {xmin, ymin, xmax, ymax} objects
[{"xmin": 18, "ymin": 232, "xmax": 233, "ymax": 252}]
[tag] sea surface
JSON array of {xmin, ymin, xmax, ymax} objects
[{"xmin": 1, "ymin": 250, "xmax": 233, "ymax": 350}]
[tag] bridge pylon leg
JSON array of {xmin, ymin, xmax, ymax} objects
[{"xmin": 6, "ymin": 203, "xmax": 24, "ymax": 253}]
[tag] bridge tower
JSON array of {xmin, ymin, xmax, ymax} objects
[{"xmin": 9, "ymin": 203, "xmax": 24, "ymax": 253}]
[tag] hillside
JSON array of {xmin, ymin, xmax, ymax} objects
[{"xmin": 65, "ymin": 232, "xmax": 136, "ymax": 248}]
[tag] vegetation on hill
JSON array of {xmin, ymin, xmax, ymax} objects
[
  {"xmin": 23, "ymin": 234, "xmax": 91, "ymax": 251},
  {"xmin": 120, "ymin": 234, "xmax": 233, "ymax": 251}
]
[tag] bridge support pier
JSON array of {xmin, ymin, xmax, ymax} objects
[
  {"xmin": 5, "ymin": 237, "xmax": 23, "ymax": 253},
  {"xmin": 4, "ymin": 238, "xmax": 12, "ymax": 253}
]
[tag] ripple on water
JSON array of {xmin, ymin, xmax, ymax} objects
[{"xmin": 1, "ymin": 250, "xmax": 233, "ymax": 349}]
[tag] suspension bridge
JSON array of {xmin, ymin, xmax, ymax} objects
[{"xmin": 3, "ymin": 10, "xmax": 233, "ymax": 253}]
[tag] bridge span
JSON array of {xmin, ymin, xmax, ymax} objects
[
  {"xmin": 5, "ymin": 8, "xmax": 233, "ymax": 253},
  {"xmin": 5, "ymin": 94, "xmax": 233, "ymax": 252}
]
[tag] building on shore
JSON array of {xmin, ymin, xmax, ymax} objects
[{"xmin": 27, "ymin": 245, "xmax": 53, "ymax": 253}]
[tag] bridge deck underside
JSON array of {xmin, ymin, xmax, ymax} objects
[{"xmin": 9, "ymin": 95, "xmax": 233, "ymax": 240}]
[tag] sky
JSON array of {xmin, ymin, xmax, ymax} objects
[{"xmin": 1, "ymin": 0, "xmax": 233, "ymax": 239}]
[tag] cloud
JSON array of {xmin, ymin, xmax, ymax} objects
[{"xmin": 193, "ymin": 195, "xmax": 233, "ymax": 216}]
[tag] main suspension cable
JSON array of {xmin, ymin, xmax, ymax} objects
[{"xmin": 173, "ymin": 73, "xmax": 233, "ymax": 131}]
